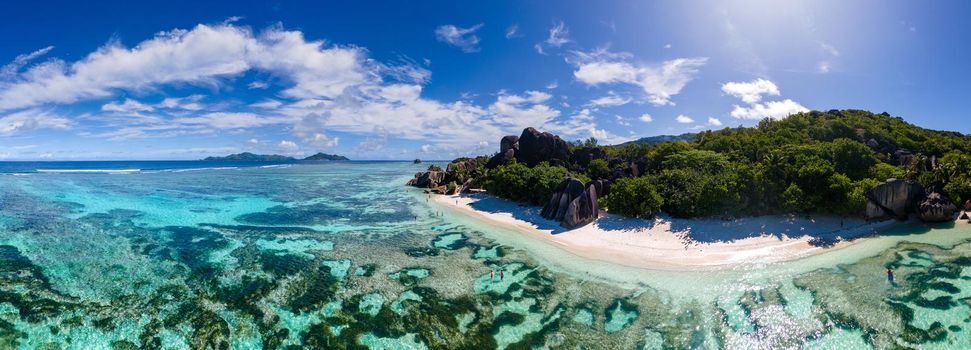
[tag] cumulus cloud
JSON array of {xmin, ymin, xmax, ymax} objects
[
  {"xmin": 0, "ymin": 24, "xmax": 369, "ymax": 111},
  {"xmin": 675, "ymin": 114, "xmax": 694, "ymax": 123},
  {"xmin": 721, "ymin": 78, "xmax": 779, "ymax": 104},
  {"xmin": 638, "ymin": 113, "xmax": 653, "ymax": 123},
  {"xmin": 722, "ymin": 78, "xmax": 808, "ymax": 120},
  {"xmin": 0, "ymin": 22, "xmax": 625, "ymax": 155},
  {"xmin": 708, "ymin": 117, "xmax": 722, "ymax": 126},
  {"xmin": 434, "ymin": 24, "xmax": 483, "ymax": 53},
  {"xmin": 307, "ymin": 132, "xmax": 338, "ymax": 148},
  {"xmin": 730, "ymin": 99, "xmax": 808, "ymax": 120},
  {"xmin": 570, "ymin": 49, "xmax": 707, "ymax": 106}
]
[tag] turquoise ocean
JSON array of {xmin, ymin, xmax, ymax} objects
[{"xmin": 1, "ymin": 161, "xmax": 970, "ymax": 349}]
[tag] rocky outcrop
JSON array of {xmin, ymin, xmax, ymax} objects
[
  {"xmin": 865, "ymin": 179, "xmax": 924, "ymax": 220},
  {"xmin": 541, "ymin": 178, "xmax": 600, "ymax": 229},
  {"xmin": 917, "ymin": 185, "xmax": 957, "ymax": 222},
  {"xmin": 406, "ymin": 171, "xmax": 445, "ymax": 188},
  {"xmin": 444, "ymin": 158, "xmax": 478, "ymax": 184},
  {"xmin": 485, "ymin": 149, "xmax": 516, "ymax": 169},
  {"xmin": 516, "ymin": 127, "xmax": 571, "ymax": 167},
  {"xmin": 500, "ymin": 135, "xmax": 519, "ymax": 154}
]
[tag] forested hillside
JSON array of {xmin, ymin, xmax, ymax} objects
[{"xmin": 412, "ymin": 110, "xmax": 971, "ymax": 220}]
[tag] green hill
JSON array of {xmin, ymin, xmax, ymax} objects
[
  {"xmin": 202, "ymin": 152, "xmax": 295, "ymax": 161},
  {"xmin": 303, "ymin": 153, "xmax": 349, "ymax": 161}
]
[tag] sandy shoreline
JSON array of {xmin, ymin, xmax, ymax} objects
[{"xmin": 430, "ymin": 193, "xmax": 904, "ymax": 270}]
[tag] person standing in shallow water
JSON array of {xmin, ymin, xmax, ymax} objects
[{"xmin": 887, "ymin": 267, "xmax": 895, "ymax": 284}]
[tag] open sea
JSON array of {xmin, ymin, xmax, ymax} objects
[{"xmin": 1, "ymin": 161, "xmax": 970, "ymax": 349}]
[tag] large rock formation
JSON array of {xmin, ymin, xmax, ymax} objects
[
  {"xmin": 500, "ymin": 135, "xmax": 520, "ymax": 154},
  {"xmin": 541, "ymin": 178, "xmax": 600, "ymax": 229},
  {"xmin": 443, "ymin": 158, "xmax": 478, "ymax": 184},
  {"xmin": 406, "ymin": 171, "xmax": 445, "ymax": 188},
  {"xmin": 516, "ymin": 127, "xmax": 571, "ymax": 167},
  {"xmin": 917, "ymin": 185, "xmax": 957, "ymax": 222},
  {"xmin": 864, "ymin": 179, "xmax": 925, "ymax": 220},
  {"xmin": 485, "ymin": 148, "xmax": 516, "ymax": 169}
]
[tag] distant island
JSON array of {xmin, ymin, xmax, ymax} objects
[
  {"xmin": 203, "ymin": 152, "xmax": 295, "ymax": 161},
  {"xmin": 203, "ymin": 152, "xmax": 349, "ymax": 161},
  {"xmin": 303, "ymin": 152, "xmax": 350, "ymax": 161}
]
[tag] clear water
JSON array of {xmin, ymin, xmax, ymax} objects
[{"xmin": 1, "ymin": 161, "xmax": 970, "ymax": 349}]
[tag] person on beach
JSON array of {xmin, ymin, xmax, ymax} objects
[
  {"xmin": 490, "ymin": 270, "xmax": 494, "ymax": 281},
  {"xmin": 886, "ymin": 268, "xmax": 895, "ymax": 284}
]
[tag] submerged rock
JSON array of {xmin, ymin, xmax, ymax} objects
[
  {"xmin": 864, "ymin": 179, "xmax": 924, "ymax": 220},
  {"xmin": 917, "ymin": 185, "xmax": 957, "ymax": 222}
]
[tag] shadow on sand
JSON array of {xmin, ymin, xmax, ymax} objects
[{"xmin": 460, "ymin": 193, "xmax": 940, "ymax": 247}]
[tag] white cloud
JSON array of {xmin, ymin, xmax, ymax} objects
[
  {"xmin": 505, "ymin": 25, "xmax": 519, "ymax": 39},
  {"xmin": 101, "ymin": 99, "xmax": 155, "ymax": 113},
  {"xmin": 589, "ymin": 91, "xmax": 630, "ymax": 107},
  {"xmin": 248, "ymin": 81, "xmax": 268, "ymax": 89},
  {"xmin": 247, "ymin": 138, "xmax": 259, "ymax": 145},
  {"xmin": 638, "ymin": 113, "xmax": 653, "ymax": 123},
  {"xmin": 175, "ymin": 112, "xmax": 292, "ymax": 129},
  {"xmin": 307, "ymin": 132, "xmax": 338, "ymax": 148},
  {"xmin": 0, "ymin": 24, "xmax": 370, "ymax": 111},
  {"xmin": 534, "ymin": 21, "xmax": 571, "ymax": 55},
  {"xmin": 0, "ymin": 22, "xmax": 626, "ymax": 155},
  {"xmin": 817, "ymin": 61, "xmax": 831, "ymax": 74},
  {"xmin": 0, "ymin": 46, "xmax": 54, "ymax": 80},
  {"xmin": 816, "ymin": 42, "xmax": 840, "ymax": 74},
  {"xmin": 730, "ymin": 99, "xmax": 808, "ymax": 120},
  {"xmin": 277, "ymin": 140, "xmax": 299, "ymax": 152},
  {"xmin": 159, "ymin": 95, "xmax": 205, "ymax": 110},
  {"xmin": 571, "ymin": 49, "xmax": 707, "ymax": 106},
  {"xmin": 0, "ymin": 109, "xmax": 71, "ymax": 135},
  {"xmin": 545, "ymin": 81, "xmax": 558, "ymax": 90},
  {"xmin": 708, "ymin": 117, "xmax": 722, "ymax": 126},
  {"xmin": 675, "ymin": 114, "xmax": 694, "ymax": 123},
  {"xmin": 434, "ymin": 24, "xmax": 483, "ymax": 53},
  {"xmin": 721, "ymin": 78, "xmax": 779, "ymax": 104},
  {"xmin": 545, "ymin": 21, "xmax": 570, "ymax": 47},
  {"xmin": 722, "ymin": 78, "xmax": 808, "ymax": 121},
  {"xmin": 250, "ymin": 99, "xmax": 283, "ymax": 109}
]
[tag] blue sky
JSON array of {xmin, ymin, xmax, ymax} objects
[{"xmin": 1, "ymin": 0, "xmax": 969, "ymax": 160}]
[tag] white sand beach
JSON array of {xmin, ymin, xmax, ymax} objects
[{"xmin": 431, "ymin": 193, "xmax": 904, "ymax": 270}]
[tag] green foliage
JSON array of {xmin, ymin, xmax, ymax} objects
[
  {"xmin": 870, "ymin": 162, "xmax": 904, "ymax": 181},
  {"xmin": 427, "ymin": 164, "xmax": 442, "ymax": 172},
  {"xmin": 571, "ymin": 137, "xmax": 599, "ymax": 149},
  {"xmin": 484, "ymin": 161, "xmax": 568, "ymax": 205},
  {"xmin": 605, "ymin": 177, "xmax": 662, "ymax": 217},
  {"xmin": 586, "ymin": 159, "xmax": 610, "ymax": 180},
  {"xmin": 477, "ymin": 110, "xmax": 971, "ymax": 218}
]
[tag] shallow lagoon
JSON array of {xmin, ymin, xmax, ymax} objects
[{"xmin": 1, "ymin": 161, "xmax": 970, "ymax": 349}]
